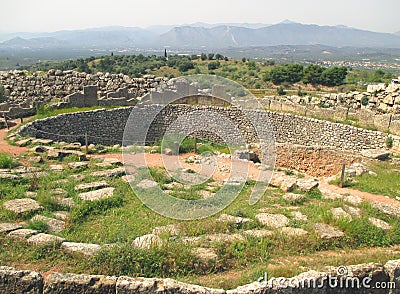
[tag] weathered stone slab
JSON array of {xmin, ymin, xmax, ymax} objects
[
  {"xmin": 0, "ymin": 173, "xmax": 19, "ymax": 180},
  {"xmin": 0, "ymin": 223, "xmax": 22, "ymax": 234},
  {"xmin": 279, "ymin": 227, "xmax": 308, "ymax": 237},
  {"xmin": 44, "ymin": 273, "xmax": 116, "ymax": 294},
  {"xmin": 132, "ymin": 234, "xmax": 163, "ymax": 250},
  {"xmin": 8, "ymin": 229, "xmax": 38, "ymax": 239},
  {"xmin": 60, "ymin": 242, "xmax": 102, "ymax": 256},
  {"xmin": 371, "ymin": 201, "xmax": 400, "ymax": 216},
  {"xmin": 49, "ymin": 164, "xmax": 64, "ymax": 172},
  {"xmin": 282, "ymin": 193, "xmax": 306, "ymax": 203},
  {"xmin": 296, "ymin": 179, "xmax": 319, "ymax": 192},
  {"xmin": 361, "ymin": 149, "xmax": 390, "ymax": 160},
  {"xmin": 216, "ymin": 214, "xmax": 253, "ymax": 224},
  {"xmin": 77, "ymin": 187, "xmax": 115, "ymax": 201},
  {"xmin": 91, "ymin": 167, "xmax": 125, "ymax": 178},
  {"xmin": 314, "ymin": 223, "xmax": 345, "ymax": 239},
  {"xmin": 0, "ymin": 266, "xmax": 44, "ymax": 294},
  {"xmin": 255, "ymin": 213, "xmax": 289, "ymax": 228},
  {"xmin": 121, "ymin": 174, "xmax": 135, "ymax": 183},
  {"xmin": 67, "ymin": 162, "xmax": 89, "ymax": 169},
  {"xmin": 136, "ymin": 179, "xmax": 158, "ymax": 189},
  {"xmin": 31, "ymin": 215, "xmax": 65, "ymax": 233},
  {"xmin": 3, "ymin": 198, "xmax": 42, "ymax": 215},
  {"xmin": 193, "ymin": 247, "xmax": 218, "ymax": 261},
  {"xmin": 53, "ymin": 211, "xmax": 70, "ymax": 221},
  {"xmin": 74, "ymin": 180, "xmax": 109, "ymax": 191},
  {"xmin": 27, "ymin": 233, "xmax": 65, "ymax": 246},
  {"xmin": 369, "ymin": 217, "xmax": 391, "ymax": 231},
  {"xmin": 344, "ymin": 195, "xmax": 362, "ymax": 206},
  {"xmin": 331, "ymin": 207, "xmax": 353, "ymax": 221},
  {"xmin": 152, "ymin": 224, "xmax": 181, "ymax": 235},
  {"xmin": 290, "ymin": 211, "xmax": 308, "ymax": 221},
  {"xmin": 242, "ymin": 229, "xmax": 274, "ymax": 238}
]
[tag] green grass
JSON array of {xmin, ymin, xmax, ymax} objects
[{"xmin": 0, "ymin": 153, "xmax": 19, "ymax": 169}]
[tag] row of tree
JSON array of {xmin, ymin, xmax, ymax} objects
[{"xmin": 264, "ymin": 64, "xmax": 348, "ymax": 86}]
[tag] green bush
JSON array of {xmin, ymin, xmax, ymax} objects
[{"xmin": 386, "ymin": 136, "xmax": 394, "ymax": 148}]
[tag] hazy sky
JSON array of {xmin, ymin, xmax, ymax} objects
[{"xmin": 1, "ymin": 0, "xmax": 399, "ymax": 33}]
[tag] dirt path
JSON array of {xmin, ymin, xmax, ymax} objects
[
  {"xmin": 0, "ymin": 119, "xmax": 28, "ymax": 156},
  {"xmin": 319, "ymin": 179, "xmax": 400, "ymax": 207}
]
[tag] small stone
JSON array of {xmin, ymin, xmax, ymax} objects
[
  {"xmin": 314, "ymin": 223, "xmax": 345, "ymax": 239},
  {"xmin": 49, "ymin": 164, "xmax": 64, "ymax": 172},
  {"xmin": 345, "ymin": 205, "xmax": 362, "ymax": 218},
  {"xmin": 255, "ymin": 213, "xmax": 289, "ymax": 228},
  {"xmin": 136, "ymin": 179, "xmax": 158, "ymax": 189},
  {"xmin": 28, "ymin": 156, "xmax": 43, "ymax": 164},
  {"xmin": 8, "ymin": 229, "xmax": 38, "ymax": 239},
  {"xmin": 70, "ymin": 174, "xmax": 85, "ymax": 181},
  {"xmin": 60, "ymin": 242, "xmax": 101, "ymax": 256},
  {"xmin": 74, "ymin": 180, "xmax": 108, "ymax": 191},
  {"xmin": 78, "ymin": 187, "xmax": 115, "ymax": 201},
  {"xmin": 344, "ymin": 195, "xmax": 362, "ymax": 206},
  {"xmin": 280, "ymin": 227, "xmax": 308, "ymax": 237},
  {"xmin": 121, "ymin": 174, "xmax": 135, "ymax": 183},
  {"xmin": 27, "ymin": 233, "xmax": 65, "ymax": 246},
  {"xmin": 242, "ymin": 229, "xmax": 274, "ymax": 238},
  {"xmin": 282, "ymin": 193, "xmax": 306, "ymax": 203},
  {"xmin": 369, "ymin": 217, "xmax": 391, "ymax": 231},
  {"xmin": 25, "ymin": 191, "xmax": 38, "ymax": 199},
  {"xmin": 68, "ymin": 162, "xmax": 89, "ymax": 169},
  {"xmin": 3, "ymin": 198, "xmax": 42, "ymax": 215},
  {"xmin": 91, "ymin": 167, "xmax": 125, "ymax": 178},
  {"xmin": 103, "ymin": 158, "xmax": 123, "ymax": 166},
  {"xmin": 291, "ymin": 211, "xmax": 308, "ymax": 221},
  {"xmin": 0, "ymin": 223, "xmax": 22, "ymax": 234},
  {"xmin": 331, "ymin": 207, "xmax": 353, "ymax": 221},
  {"xmin": 368, "ymin": 171, "xmax": 378, "ymax": 177},
  {"xmin": 152, "ymin": 224, "xmax": 181, "ymax": 235},
  {"xmin": 132, "ymin": 234, "xmax": 163, "ymax": 250},
  {"xmin": 280, "ymin": 177, "xmax": 297, "ymax": 192},
  {"xmin": 31, "ymin": 215, "xmax": 65, "ymax": 233},
  {"xmin": 296, "ymin": 179, "xmax": 319, "ymax": 192},
  {"xmin": 53, "ymin": 211, "xmax": 70, "ymax": 221},
  {"xmin": 216, "ymin": 214, "xmax": 253, "ymax": 224}
]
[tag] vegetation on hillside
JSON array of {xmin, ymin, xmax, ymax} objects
[{"xmin": 21, "ymin": 54, "xmax": 397, "ymax": 91}]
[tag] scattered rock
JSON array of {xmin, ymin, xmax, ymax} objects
[
  {"xmin": 70, "ymin": 174, "xmax": 85, "ymax": 181},
  {"xmin": 344, "ymin": 195, "xmax": 363, "ymax": 206},
  {"xmin": 280, "ymin": 177, "xmax": 297, "ymax": 192},
  {"xmin": 331, "ymin": 207, "xmax": 353, "ymax": 221},
  {"xmin": 27, "ymin": 233, "xmax": 65, "ymax": 246},
  {"xmin": 368, "ymin": 171, "xmax": 378, "ymax": 177},
  {"xmin": 371, "ymin": 201, "xmax": 400, "ymax": 216},
  {"xmin": 53, "ymin": 211, "xmax": 70, "ymax": 221},
  {"xmin": 28, "ymin": 156, "xmax": 43, "ymax": 164},
  {"xmin": 31, "ymin": 215, "xmax": 65, "ymax": 233},
  {"xmin": 282, "ymin": 193, "xmax": 306, "ymax": 203},
  {"xmin": 314, "ymin": 223, "xmax": 345, "ymax": 239},
  {"xmin": 8, "ymin": 229, "xmax": 38, "ymax": 239},
  {"xmin": 25, "ymin": 191, "xmax": 38, "ymax": 199},
  {"xmin": 344, "ymin": 205, "xmax": 362, "ymax": 218},
  {"xmin": 0, "ymin": 173, "xmax": 19, "ymax": 180},
  {"xmin": 216, "ymin": 214, "xmax": 253, "ymax": 224},
  {"xmin": 0, "ymin": 223, "xmax": 22, "ymax": 234},
  {"xmin": 242, "ymin": 229, "xmax": 274, "ymax": 238},
  {"xmin": 91, "ymin": 167, "xmax": 125, "ymax": 178},
  {"xmin": 136, "ymin": 179, "xmax": 158, "ymax": 189},
  {"xmin": 3, "ymin": 198, "xmax": 42, "ymax": 215},
  {"xmin": 280, "ymin": 227, "xmax": 308, "ymax": 237},
  {"xmin": 132, "ymin": 234, "xmax": 163, "ymax": 250},
  {"xmin": 61, "ymin": 242, "xmax": 102, "ymax": 256},
  {"xmin": 56, "ymin": 197, "xmax": 75, "ymax": 208},
  {"xmin": 255, "ymin": 213, "xmax": 289, "ymax": 228},
  {"xmin": 121, "ymin": 174, "xmax": 135, "ymax": 183},
  {"xmin": 152, "ymin": 224, "xmax": 181, "ymax": 236},
  {"xmin": 77, "ymin": 187, "xmax": 115, "ymax": 201},
  {"xmin": 49, "ymin": 164, "xmax": 64, "ymax": 172},
  {"xmin": 296, "ymin": 179, "xmax": 319, "ymax": 192},
  {"xmin": 15, "ymin": 138, "xmax": 31, "ymax": 147},
  {"xmin": 74, "ymin": 180, "xmax": 108, "ymax": 191},
  {"xmin": 361, "ymin": 149, "xmax": 390, "ymax": 160},
  {"xmin": 290, "ymin": 211, "xmax": 308, "ymax": 221},
  {"xmin": 68, "ymin": 162, "xmax": 89, "ymax": 169},
  {"xmin": 369, "ymin": 217, "xmax": 391, "ymax": 231}
]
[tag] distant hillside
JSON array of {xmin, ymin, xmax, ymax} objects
[
  {"xmin": 1, "ymin": 22, "xmax": 400, "ymax": 51},
  {"xmin": 158, "ymin": 23, "xmax": 400, "ymax": 48}
]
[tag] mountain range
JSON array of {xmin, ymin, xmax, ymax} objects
[{"xmin": 1, "ymin": 21, "xmax": 400, "ymax": 50}]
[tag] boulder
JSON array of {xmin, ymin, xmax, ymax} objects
[{"xmin": 3, "ymin": 198, "xmax": 42, "ymax": 215}]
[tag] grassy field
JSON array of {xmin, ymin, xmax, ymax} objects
[{"xmin": 1, "ymin": 146, "xmax": 400, "ymax": 289}]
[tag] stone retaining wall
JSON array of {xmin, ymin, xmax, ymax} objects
[
  {"xmin": 18, "ymin": 104, "xmax": 393, "ymax": 153},
  {"xmin": 1, "ymin": 261, "xmax": 399, "ymax": 293}
]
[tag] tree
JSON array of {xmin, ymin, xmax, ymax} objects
[
  {"xmin": 215, "ymin": 53, "xmax": 224, "ymax": 60},
  {"xmin": 320, "ymin": 66, "xmax": 348, "ymax": 86},
  {"xmin": 200, "ymin": 53, "xmax": 207, "ymax": 61},
  {"xmin": 269, "ymin": 64, "xmax": 304, "ymax": 85},
  {"xmin": 208, "ymin": 53, "xmax": 215, "ymax": 60},
  {"xmin": 303, "ymin": 65, "xmax": 324, "ymax": 85},
  {"xmin": 208, "ymin": 61, "xmax": 220, "ymax": 71}
]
